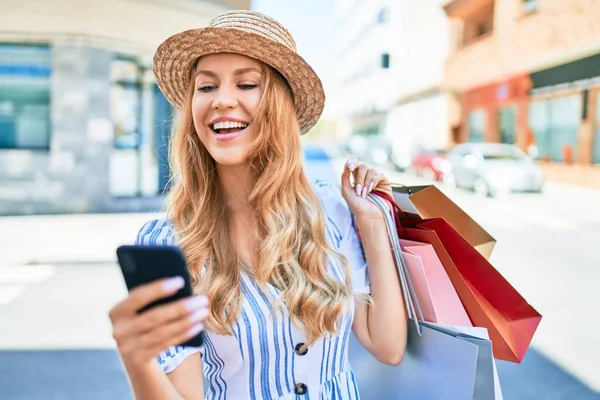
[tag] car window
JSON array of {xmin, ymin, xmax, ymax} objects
[{"xmin": 482, "ymin": 148, "xmax": 525, "ymax": 161}]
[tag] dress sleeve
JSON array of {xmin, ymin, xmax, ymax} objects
[
  {"xmin": 156, "ymin": 345, "xmax": 203, "ymax": 374},
  {"xmin": 313, "ymin": 180, "xmax": 371, "ymax": 294},
  {"xmin": 134, "ymin": 219, "xmax": 204, "ymax": 372}
]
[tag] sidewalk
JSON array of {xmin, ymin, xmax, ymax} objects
[
  {"xmin": 1, "ymin": 175, "xmax": 599, "ymax": 267},
  {"xmin": 0, "ymin": 212, "xmax": 163, "ymax": 266}
]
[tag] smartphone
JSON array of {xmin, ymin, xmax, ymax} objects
[{"xmin": 116, "ymin": 244, "xmax": 204, "ymax": 347}]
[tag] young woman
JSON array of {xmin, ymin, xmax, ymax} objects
[{"xmin": 109, "ymin": 10, "xmax": 407, "ymax": 400}]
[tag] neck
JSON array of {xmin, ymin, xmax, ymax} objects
[{"xmin": 217, "ymin": 162, "xmax": 254, "ymax": 215}]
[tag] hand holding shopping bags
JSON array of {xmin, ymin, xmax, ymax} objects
[
  {"xmin": 377, "ymin": 187, "xmax": 542, "ymax": 363},
  {"xmin": 349, "ymin": 193, "xmax": 504, "ymax": 400}
]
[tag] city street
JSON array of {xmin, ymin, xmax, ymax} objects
[{"xmin": 0, "ymin": 158, "xmax": 599, "ymax": 399}]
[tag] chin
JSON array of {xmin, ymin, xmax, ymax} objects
[{"xmin": 209, "ymin": 149, "xmax": 250, "ymax": 167}]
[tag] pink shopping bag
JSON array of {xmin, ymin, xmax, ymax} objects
[{"xmin": 400, "ymin": 239, "xmax": 472, "ymax": 326}]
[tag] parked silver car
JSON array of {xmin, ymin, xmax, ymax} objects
[{"xmin": 444, "ymin": 143, "xmax": 544, "ymax": 197}]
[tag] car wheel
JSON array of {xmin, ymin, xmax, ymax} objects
[
  {"xmin": 422, "ymin": 168, "xmax": 436, "ymax": 181},
  {"xmin": 442, "ymin": 173, "xmax": 456, "ymax": 188},
  {"xmin": 473, "ymin": 178, "xmax": 490, "ymax": 197}
]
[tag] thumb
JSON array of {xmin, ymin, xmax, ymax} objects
[{"xmin": 340, "ymin": 160, "xmax": 354, "ymax": 197}]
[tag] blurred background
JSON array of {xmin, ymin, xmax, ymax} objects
[{"xmin": 0, "ymin": 0, "xmax": 599, "ymax": 399}]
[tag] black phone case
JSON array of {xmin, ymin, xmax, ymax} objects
[{"xmin": 116, "ymin": 245, "xmax": 204, "ymax": 347}]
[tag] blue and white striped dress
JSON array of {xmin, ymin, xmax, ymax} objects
[{"xmin": 135, "ymin": 180, "xmax": 370, "ymax": 400}]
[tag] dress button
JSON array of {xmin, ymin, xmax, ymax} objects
[
  {"xmin": 294, "ymin": 383, "xmax": 308, "ymax": 395},
  {"xmin": 295, "ymin": 342, "xmax": 308, "ymax": 356}
]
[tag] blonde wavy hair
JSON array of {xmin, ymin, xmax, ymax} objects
[{"xmin": 165, "ymin": 60, "xmax": 353, "ymax": 346}]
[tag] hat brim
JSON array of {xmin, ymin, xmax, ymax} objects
[{"xmin": 153, "ymin": 27, "xmax": 325, "ymax": 134}]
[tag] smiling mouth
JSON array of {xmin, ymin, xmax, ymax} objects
[{"xmin": 210, "ymin": 121, "xmax": 249, "ymax": 135}]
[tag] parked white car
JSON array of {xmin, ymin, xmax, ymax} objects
[{"xmin": 444, "ymin": 143, "xmax": 544, "ymax": 197}]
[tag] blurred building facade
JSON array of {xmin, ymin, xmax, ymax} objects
[
  {"xmin": 330, "ymin": 0, "xmax": 451, "ymax": 169},
  {"xmin": 444, "ymin": 0, "xmax": 600, "ymax": 187},
  {"xmin": 0, "ymin": 0, "xmax": 250, "ymax": 215},
  {"xmin": 329, "ymin": 0, "xmax": 401, "ymax": 136}
]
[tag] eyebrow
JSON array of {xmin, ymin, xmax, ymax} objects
[{"xmin": 195, "ymin": 67, "xmax": 262, "ymax": 78}]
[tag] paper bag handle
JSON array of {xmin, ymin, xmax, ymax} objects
[{"xmin": 366, "ymin": 192, "xmax": 425, "ymax": 335}]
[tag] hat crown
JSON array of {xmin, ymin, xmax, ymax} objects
[{"xmin": 209, "ymin": 10, "xmax": 297, "ymax": 53}]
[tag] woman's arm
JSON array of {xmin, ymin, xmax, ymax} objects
[
  {"xmin": 124, "ymin": 355, "xmax": 204, "ymax": 400},
  {"xmin": 351, "ymin": 213, "xmax": 407, "ymax": 365},
  {"xmin": 340, "ymin": 160, "xmax": 408, "ymax": 365},
  {"xmin": 109, "ymin": 278, "xmax": 207, "ymax": 399}
]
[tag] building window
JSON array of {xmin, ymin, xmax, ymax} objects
[
  {"xmin": 522, "ymin": 0, "xmax": 539, "ymax": 14},
  {"xmin": 377, "ymin": 8, "xmax": 389, "ymax": 24},
  {"xmin": 528, "ymin": 94, "xmax": 581, "ymax": 163},
  {"xmin": 0, "ymin": 44, "xmax": 51, "ymax": 150},
  {"xmin": 111, "ymin": 57, "xmax": 141, "ymax": 149},
  {"xmin": 498, "ymin": 106, "xmax": 517, "ymax": 144},
  {"xmin": 593, "ymin": 90, "xmax": 600, "ymax": 164},
  {"xmin": 381, "ymin": 53, "xmax": 390, "ymax": 69},
  {"xmin": 462, "ymin": 2, "xmax": 495, "ymax": 46},
  {"xmin": 468, "ymin": 109, "xmax": 486, "ymax": 142}
]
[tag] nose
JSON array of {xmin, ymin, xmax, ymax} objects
[{"xmin": 211, "ymin": 85, "xmax": 238, "ymax": 110}]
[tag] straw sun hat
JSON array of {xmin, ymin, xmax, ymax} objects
[{"xmin": 153, "ymin": 10, "xmax": 325, "ymax": 134}]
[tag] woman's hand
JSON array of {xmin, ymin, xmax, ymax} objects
[
  {"xmin": 109, "ymin": 276, "xmax": 208, "ymax": 370},
  {"xmin": 341, "ymin": 159, "xmax": 393, "ymax": 218}
]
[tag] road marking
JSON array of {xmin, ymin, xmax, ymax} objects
[
  {"xmin": 0, "ymin": 265, "xmax": 56, "ymax": 284},
  {"xmin": 0, "ymin": 265, "xmax": 56, "ymax": 306},
  {"xmin": 0, "ymin": 286, "xmax": 24, "ymax": 306}
]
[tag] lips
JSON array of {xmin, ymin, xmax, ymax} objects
[{"xmin": 210, "ymin": 120, "xmax": 249, "ymax": 134}]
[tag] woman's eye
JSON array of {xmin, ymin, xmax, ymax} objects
[
  {"xmin": 197, "ymin": 86, "xmax": 216, "ymax": 93},
  {"xmin": 238, "ymin": 84, "xmax": 258, "ymax": 90}
]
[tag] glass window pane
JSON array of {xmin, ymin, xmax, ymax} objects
[
  {"xmin": 593, "ymin": 91, "xmax": 600, "ymax": 164},
  {"xmin": 468, "ymin": 109, "xmax": 486, "ymax": 142},
  {"xmin": 498, "ymin": 106, "xmax": 516, "ymax": 144},
  {"xmin": 0, "ymin": 44, "xmax": 51, "ymax": 150},
  {"xmin": 548, "ymin": 94, "xmax": 580, "ymax": 162},
  {"xmin": 529, "ymin": 100, "xmax": 550, "ymax": 160},
  {"xmin": 529, "ymin": 95, "xmax": 581, "ymax": 162},
  {"xmin": 111, "ymin": 58, "xmax": 141, "ymax": 149}
]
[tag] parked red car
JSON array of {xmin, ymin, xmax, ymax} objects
[{"xmin": 409, "ymin": 149, "xmax": 451, "ymax": 181}]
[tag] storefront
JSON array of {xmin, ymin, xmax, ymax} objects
[
  {"xmin": 528, "ymin": 53, "xmax": 600, "ymax": 165},
  {"xmin": 460, "ymin": 73, "xmax": 531, "ymax": 148},
  {"xmin": 0, "ymin": 0, "xmax": 251, "ymax": 215},
  {"xmin": 0, "ymin": 43, "xmax": 173, "ymax": 215}
]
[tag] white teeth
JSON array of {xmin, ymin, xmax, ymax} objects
[{"xmin": 212, "ymin": 121, "xmax": 248, "ymax": 130}]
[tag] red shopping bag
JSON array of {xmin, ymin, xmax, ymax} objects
[{"xmin": 374, "ymin": 191, "xmax": 542, "ymax": 363}]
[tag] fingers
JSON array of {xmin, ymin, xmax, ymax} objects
[
  {"xmin": 341, "ymin": 159, "xmax": 354, "ymax": 197},
  {"xmin": 118, "ymin": 309, "xmax": 206, "ymax": 364},
  {"xmin": 140, "ymin": 311, "xmax": 206, "ymax": 356},
  {"xmin": 113, "ymin": 294, "xmax": 210, "ymax": 365},
  {"xmin": 110, "ymin": 276, "xmax": 185, "ymax": 321},
  {"xmin": 353, "ymin": 164, "xmax": 369, "ymax": 197},
  {"xmin": 341, "ymin": 160, "xmax": 389, "ymax": 199},
  {"xmin": 115, "ymin": 295, "xmax": 208, "ymax": 340}
]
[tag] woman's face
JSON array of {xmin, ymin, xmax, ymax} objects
[{"xmin": 191, "ymin": 53, "xmax": 262, "ymax": 167}]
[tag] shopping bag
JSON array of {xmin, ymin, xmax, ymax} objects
[
  {"xmin": 420, "ymin": 322, "xmax": 504, "ymax": 400},
  {"xmin": 391, "ymin": 184, "xmax": 496, "ymax": 259},
  {"xmin": 348, "ymin": 193, "xmax": 502, "ymax": 400},
  {"xmin": 400, "ymin": 239, "xmax": 472, "ymax": 326},
  {"xmin": 349, "ymin": 322, "xmax": 481, "ymax": 400},
  {"xmin": 400, "ymin": 217, "xmax": 542, "ymax": 363},
  {"xmin": 374, "ymin": 189, "xmax": 542, "ymax": 363}
]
